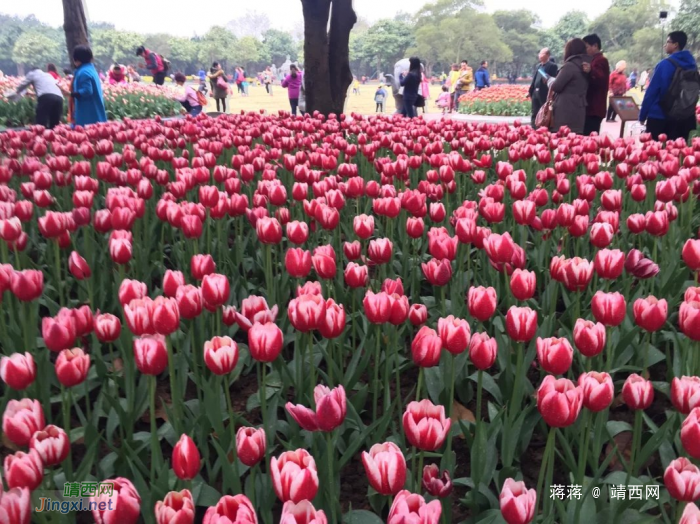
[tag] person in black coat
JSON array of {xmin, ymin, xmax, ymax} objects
[
  {"xmin": 528, "ymin": 48, "xmax": 558, "ymax": 127},
  {"xmin": 399, "ymin": 57, "xmax": 422, "ymax": 118}
]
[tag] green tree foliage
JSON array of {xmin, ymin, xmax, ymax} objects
[
  {"xmin": 198, "ymin": 26, "xmax": 237, "ymax": 70},
  {"xmin": 493, "ymin": 10, "xmax": 541, "ymax": 77},
  {"xmin": 91, "ymin": 29, "xmax": 142, "ymax": 69},
  {"xmin": 674, "ymin": 0, "xmax": 700, "ymax": 53},
  {"xmin": 262, "ymin": 29, "xmax": 298, "ymax": 66},
  {"xmin": 353, "ymin": 19, "xmax": 414, "ymax": 77},
  {"xmin": 232, "ymin": 36, "xmax": 263, "ymax": 72},
  {"xmin": 12, "ymin": 31, "xmax": 62, "ymax": 71},
  {"xmin": 545, "ymin": 10, "xmax": 590, "ymax": 61},
  {"xmin": 589, "ymin": 0, "xmax": 662, "ymax": 54}
]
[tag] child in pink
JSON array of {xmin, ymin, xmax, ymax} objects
[{"xmin": 436, "ymin": 85, "xmax": 451, "ymax": 114}]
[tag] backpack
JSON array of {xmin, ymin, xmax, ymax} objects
[
  {"xmin": 661, "ymin": 58, "xmax": 700, "ymax": 120},
  {"xmin": 195, "ymin": 89, "xmax": 207, "ymax": 107},
  {"xmin": 162, "ymin": 58, "xmax": 171, "ymax": 72}
]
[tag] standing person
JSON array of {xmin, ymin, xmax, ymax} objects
[
  {"xmin": 447, "ymin": 63, "xmax": 460, "ymax": 112},
  {"xmin": 353, "ymin": 77, "xmax": 360, "ymax": 95},
  {"xmin": 234, "ymin": 67, "xmax": 245, "ymax": 95},
  {"xmin": 475, "ymin": 61, "xmax": 491, "ymax": 90},
  {"xmin": 47, "ymin": 64, "xmax": 60, "ymax": 81},
  {"xmin": 639, "ymin": 69, "xmax": 649, "ymax": 92},
  {"xmin": 281, "ymin": 64, "xmax": 303, "ymax": 116},
  {"xmin": 8, "ymin": 66, "xmax": 64, "ymax": 129},
  {"xmin": 420, "ymin": 69, "xmax": 430, "ymax": 113},
  {"xmin": 374, "ymin": 84, "xmax": 387, "ymax": 113},
  {"xmin": 582, "ymin": 34, "xmax": 610, "ymax": 135},
  {"xmin": 440, "ymin": 71, "xmax": 447, "ymax": 85},
  {"xmin": 607, "ymin": 61, "xmax": 629, "ymax": 122},
  {"xmin": 69, "ymin": 45, "xmax": 107, "ymax": 127},
  {"xmin": 399, "ymin": 57, "xmax": 422, "ymax": 118},
  {"xmin": 135, "ymin": 46, "xmax": 167, "ymax": 86},
  {"xmin": 197, "ymin": 68, "xmax": 207, "ymax": 94},
  {"xmin": 263, "ymin": 66, "xmax": 274, "ymax": 95},
  {"xmin": 630, "ymin": 69, "xmax": 638, "ymax": 88},
  {"xmin": 528, "ymin": 48, "xmax": 558, "ymax": 128},
  {"xmin": 549, "ymin": 39, "xmax": 589, "ymax": 134},
  {"xmin": 453, "ymin": 60, "xmax": 474, "ymax": 111},
  {"xmin": 241, "ymin": 69, "xmax": 249, "ymax": 96},
  {"xmin": 108, "ymin": 64, "xmax": 128, "ymax": 85},
  {"xmin": 208, "ymin": 62, "xmax": 229, "ymax": 113},
  {"xmin": 640, "ymin": 31, "xmax": 699, "ymax": 141},
  {"xmin": 174, "ymin": 73, "xmax": 203, "ymax": 116}
]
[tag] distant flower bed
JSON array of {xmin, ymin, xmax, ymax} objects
[
  {"xmin": 0, "ymin": 77, "xmax": 180, "ymax": 128},
  {"xmin": 458, "ymin": 85, "xmax": 530, "ymax": 117}
]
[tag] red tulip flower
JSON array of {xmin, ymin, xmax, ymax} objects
[
  {"xmin": 422, "ymin": 258, "xmax": 453, "ymax": 286},
  {"xmin": 361, "ymin": 442, "xmax": 407, "ymax": 496},
  {"xmin": 41, "ymin": 308, "xmax": 77, "ymax": 352},
  {"xmin": 90, "ymin": 477, "xmax": 141, "ymax": 524},
  {"xmin": 3, "ymin": 450, "xmax": 44, "ymax": 490},
  {"xmin": 505, "ymin": 306, "xmax": 538, "ymax": 342},
  {"xmin": 162, "ymin": 270, "xmax": 185, "ymax": 298},
  {"xmin": 591, "ymin": 291, "xmax": 626, "ymax": 327},
  {"xmin": 437, "ymin": 315, "xmax": 471, "ymax": 354},
  {"xmin": 510, "ymin": 269, "xmax": 536, "ymax": 301},
  {"xmin": 172, "ymin": 434, "xmax": 201, "ymax": 481},
  {"xmin": 593, "ymin": 249, "xmax": 625, "ymax": 280},
  {"xmin": 133, "ymin": 335, "xmax": 168, "ymax": 375},
  {"xmin": 368, "ymin": 238, "xmax": 393, "ymax": 265},
  {"xmin": 680, "ymin": 301, "xmax": 700, "ymax": 341},
  {"xmin": 155, "ymin": 490, "xmax": 195, "ymax": 524},
  {"xmin": 353, "ymin": 214, "xmax": 374, "ymax": 239},
  {"xmin": 285, "ymin": 384, "xmax": 347, "ymax": 432},
  {"xmin": 270, "ymin": 449, "xmax": 319, "ymax": 503},
  {"xmin": 536, "ymin": 337, "xmax": 573, "ymax": 375},
  {"xmin": 312, "ymin": 245, "xmax": 336, "ymax": 279},
  {"xmin": 256, "ymin": 217, "xmax": 283, "ymax": 244},
  {"xmin": 387, "ymin": 490, "xmax": 442, "ymax": 524},
  {"xmin": 344, "ymin": 262, "xmax": 368, "ymax": 288},
  {"xmin": 191, "ymin": 254, "xmax": 216, "ymax": 280},
  {"xmin": 176, "ymin": 285, "xmax": 204, "ymax": 320},
  {"xmin": 500, "ymin": 478, "xmax": 537, "ymax": 524},
  {"xmin": 0, "ymin": 485, "xmax": 31, "ymax": 524},
  {"xmin": 118, "ymin": 278, "xmax": 147, "ymax": 307},
  {"xmin": 2, "ymin": 398, "xmax": 45, "ymax": 447},
  {"xmin": 29, "ymin": 424, "xmax": 69, "ymax": 467},
  {"xmin": 411, "ymin": 326, "xmax": 443, "ymax": 367},
  {"xmin": 93, "ymin": 313, "xmax": 121, "ymax": 343},
  {"xmin": 573, "ymin": 319, "xmax": 606, "ymax": 357},
  {"xmin": 467, "ymin": 286, "xmax": 497, "ymax": 321},
  {"xmin": 55, "ymin": 347, "xmax": 90, "ymax": 387},
  {"xmin": 124, "ymin": 298, "xmax": 154, "ymax": 336},
  {"xmin": 561, "ymin": 257, "xmax": 594, "ymax": 291},
  {"xmin": 578, "ymin": 371, "xmax": 614, "ymax": 412},
  {"xmin": 289, "ymin": 293, "xmax": 326, "ymax": 331},
  {"xmin": 0, "ymin": 352, "xmax": 36, "ymax": 390},
  {"xmin": 402, "ymin": 399, "xmax": 451, "ymax": 451},
  {"xmin": 201, "ymin": 273, "xmax": 230, "ymax": 309},
  {"xmin": 286, "ymin": 221, "xmax": 309, "ymax": 245},
  {"xmin": 152, "ymin": 296, "xmax": 180, "ymax": 335},
  {"xmin": 343, "ymin": 241, "xmax": 361, "ymax": 260},
  {"xmin": 318, "ymin": 298, "xmax": 346, "ymax": 338},
  {"xmin": 409, "ymin": 304, "xmax": 428, "ymax": 326},
  {"xmin": 632, "ymin": 296, "xmax": 667, "ymax": 332},
  {"xmin": 68, "ymin": 251, "xmax": 91, "ymax": 280},
  {"xmin": 664, "ymin": 458, "xmax": 700, "ymax": 502},
  {"xmin": 484, "ymin": 232, "xmax": 515, "ymax": 264},
  {"xmin": 681, "ymin": 407, "xmax": 700, "ymax": 459},
  {"xmin": 622, "ymin": 373, "xmax": 654, "ymax": 410},
  {"xmin": 248, "ymin": 322, "xmax": 284, "ymax": 362},
  {"xmin": 536, "ymin": 375, "xmax": 583, "ymax": 427},
  {"xmin": 285, "ymin": 248, "xmax": 312, "ymax": 278},
  {"xmin": 203, "ymin": 336, "xmax": 239, "ymax": 375},
  {"xmin": 683, "ymin": 239, "xmax": 700, "ymax": 272},
  {"xmin": 671, "ymin": 376, "xmax": 700, "ymax": 414},
  {"xmin": 233, "ymin": 295, "xmax": 279, "ymax": 331},
  {"xmin": 236, "ymin": 426, "xmax": 266, "ymax": 467},
  {"xmin": 203, "ymin": 495, "xmax": 257, "ymax": 524},
  {"xmin": 279, "ymin": 500, "xmax": 326, "ymax": 524},
  {"xmin": 422, "ymin": 464, "xmax": 453, "ymax": 498}
]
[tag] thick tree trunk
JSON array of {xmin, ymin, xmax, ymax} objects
[
  {"xmin": 62, "ymin": 0, "xmax": 89, "ymax": 67},
  {"xmin": 301, "ymin": 0, "xmax": 356, "ymax": 115}
]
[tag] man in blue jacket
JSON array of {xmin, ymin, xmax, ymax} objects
[
  {"xmin": 640, "ymin": 31, "xmax": 698, "ymax": 141},
  {"xmin": 475, "ymin": 61, "xmax": 490, "ymax": 90}
]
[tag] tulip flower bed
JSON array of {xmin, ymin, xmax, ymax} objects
[
  {"xmin": 0, "ymin": 77, "xmax": 180, "ymax": 128},
  {"xmin": 2, "ymin": 112, "xmax": 700, "ymax": 524},
  {"xmin": 458, "ymin": 85, "xmax": 530, "ymax": 117}
]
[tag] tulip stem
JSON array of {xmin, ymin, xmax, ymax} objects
[
  {"xmin": 416, "ymin": 367, "xmax": 424, "ymax": 402},
  {"xmin": 393, "ymin": 327, "xmax": 403, "ymax": 431},
  {"xmin": 326, "ymin": 431, "xmax": 337, "ymax": 524},
  {"xmin": 440, "ymin": 285, "xmax": 446, "ymax": 317},
  {"xmin": 626, "ymin": 408, "xmax": 643, "ymax": 483},
  {"xmin": 259, "ymin": 362, "xmax": 269, "ymax": 450},
  {"xmin": 265, "ymin": 244, "xmax": 274, "ymax": 307},
  {"xmin": 250, "ymin": 463, "xmax": 258, "ymax": 509},
  {"xmin": 576, "ymin": 409, "xmax": 591, "ymax": 484},
  {"xmin": 149, "ymin": 375, "xmax": 159, "ymax": 480},
  {"xmin": 224, "ymin": 374, "xmax": 242, "ymax": 493},
  {"xmin": 84, "ymin": 380, "xmax": 91, "ymax": 420},
  {"xmin": 536, "ymin": 426, "xmax": 557, "ymax": 517},
  {"xmin": 54, "ymin": 239, "xmax": 63, "ymax": 305},
  {"xmin": 61, "ymin": 385, "xmax": 74, "ymax": 481},
  {"xmin": 166, "ymin": 336, "xmax": 183, "ymax": 434},
  {"xmin": 417, "ymin": 450, "xmax": 425, "ymax": 490},
  {"xmin": 372, "ymin": 324, "xmax": 381, "ymax": 422},
  {"xmin": 472, "ymin": 369, "xmax": 484, "ymax": 517},
  {"xmin": 308, "ymin": 332, "xmax": 316, "ymax": 400}
]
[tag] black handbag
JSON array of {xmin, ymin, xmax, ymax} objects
[{"xmin": 415, "ymin": 94, "xmax": 426, "ymax": 108}]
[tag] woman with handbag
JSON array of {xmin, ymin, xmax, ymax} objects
[
  {"xmin": 208, "ymin": 62, "xmax": 229, "ymax": 113},
  {"xmin": 548, "ymin": 38, "xmax": 589, "ymax": 134},
  {"xmin": 399, "ymin": 57, "xmax": 422, "ymax": 118}
]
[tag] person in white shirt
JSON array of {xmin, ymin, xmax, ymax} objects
[{"xmin": 10, "ymin": 67, "xmax": 64, "ymax": 128}]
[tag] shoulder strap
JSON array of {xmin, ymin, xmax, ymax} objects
[{"xmin": 666, "ymin": 57, "xmax": 682, "ymax": 70}]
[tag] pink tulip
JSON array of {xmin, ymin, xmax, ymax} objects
[
  {"xmin": 270, "ymin": 449, "xmax": 319, "ymax": 503},
  {"xmin": 361, "ymin": 442, "xmax": 407, "ymax": 496}
]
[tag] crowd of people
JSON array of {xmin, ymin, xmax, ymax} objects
[{"xmin": 525, "ymin": 30, "xmax": 698, "ymax": 140}]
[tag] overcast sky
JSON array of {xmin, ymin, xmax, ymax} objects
[{"xmin": 2, "ymin": 0, "xmax": 676, "ymax": 36}]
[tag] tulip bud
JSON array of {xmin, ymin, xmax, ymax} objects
[
  {"xmin": 68, "ymin": 251, "xmax": 91, "ymax": 280},
  {"xmin": 578, "ymin": 371, "xmax": 614, "ymax": 412},
  {"xmin": 91, "ymin": 477, "xmax": 141, "ymax": 524},
  {"xmin": 29, "ymin": 424, "xmax": 70, "ymax": 467},
  {"xmin": 203, "ymin": 336, "xmax": 239, "ymax": 375},
  {"xmin": 285, "ymin": 248, "xmax": 312, "ymax": 278},
  {"xmin": 403, "ymin": 399, "xmax": 451, "ymax": 451},
  {"xmin": 632, "ymin": 296, "xmax": 667, "ymax": 332},
  {"xmin": 133, "ymin": 335, "xmax": 168, "ymax": 375},
  {"xmin": 591, "ymin": 291, "xmax": 626, "ymax": 327},
  {"xmin": 248, "ymin": 321, "xmax": 284, "ymax": 362},
  {"xmin": 411, "ymin": 326, "xmax": 443, "ymax": 368},
  {"xmin": 664, "ymin": 458, "xmax": 700, "ymax": 502},
  {"xmin": 408, "ymin": 304, "xmax": 428, "ymax": 326},
  {"xmin": 680, "ymin": 502, "xmax": 700, "ymax": 523},
  {"xmin": 500, "ymin": 478, "xmax": 537, "ymax": 524},
  {"xmin": 271, "ymin": 449, "xmax": 319, "ymax": 503},
  {"xmin": 467, "ymin": 286, "xmax": 497, "ymax": 321},
  {"xmin": 671, "ymin": 376, "xmax": 700, "ymax": 414},
  {"xmin": 510, "ymin": 269, "xmax": 536, "ymax": 301},
  {"xmin": 318, "ymin": 298, "xmax": 346, "ymax": 339},
  {"xmin": 388, "ymin": 491, "xmax": 442, "ymax": 524},
  {"xmin": 203, "ymin": 495, "xmax": 256, "ymax": 524},
  {"xmin": 93, "ymin": 313, "xmax": 122, "ymax": 343},
  {"xmin": 2, "ymin": 398, "xmax": 45, "ymax": 447},
  {"xmin": 55, "ymin": 347, "xmax": 90, "ymax": 387},
  {"xmin": 421, "ymin": 258, "xmax": 452, "ymax": 286},
  {"xmin": 505, "ymin": 306, "xmax": 538, "ymax": 342},
  {"xmin": 162, "ymin": 270, "xmax": 185, "ymax": 298},
  {"xmin": 0, "ymin": 352, "xmax": 36, "ymax": 390},
  {"xmin": 155, "ymin": 490, "xmax": 195, "ymax": 524},
  {"xmin": 622, "ymin": 373, "xmax": 653, "ymax": 410},
  {"xmin": 4, "ymin": 450, "xmax": 44, "ymax": 490},
  {"xmin": 536, "ymin": 337, "xmax": 573, "ymax": 375},
  {"xmin": 0, "ymin": 486, "xmax": 31, "ymax": 524},
  {"xmin": 344, "ymin": 262, "xmax": 368, "ymax": 288},
  {"xmin": 573, "ymin": 319, "xmax": 606, "ymax": 357},
  {"xmin": 172, "ymin": 434, "xmax": 201, "ymax": 481},
  {"xmin": 536, "ymin": 375, "xmax": 582, "ymax": 427},
  {"xmin": 191, "ymin": 254, "xmax": 216, "ymax": 280},
  {"xmin": 361, "ymin": 442, "xmax": 407, "ymax": 496},
  {"xmin": 236, "ymin": 426, "xmax": 266, "ymax": 467},
  {"xmin": 437, "ymin": 315, "xmax": 471, "ymax": 354}
]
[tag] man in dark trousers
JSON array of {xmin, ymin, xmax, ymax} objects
[
  {"xmin": 136, "ymin": 46, "xmax": 167, "ymax": 86},
  {"xmin": 582, "ymin": 34, "xmax": 610, "ymax": 135},
  {"xmin": 528, "ymin": 48, "xmax": 558, "ymax": 127}
]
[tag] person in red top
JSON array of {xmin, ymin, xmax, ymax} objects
[
  {"xmin": 135, "ymin": 45, "xmax": 166, "ymax": 86},
  {"xmin": 607, "ymin": 61, "xmax": 628, "ymax": 122},
  {"xmin": 582, "ymin": 34, "xmax": 610, "ymax": 135}
]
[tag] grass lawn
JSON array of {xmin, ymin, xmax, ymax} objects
[{"xmin": 198, "ymin": 82, "xmax": 450, "ymax": 115}]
